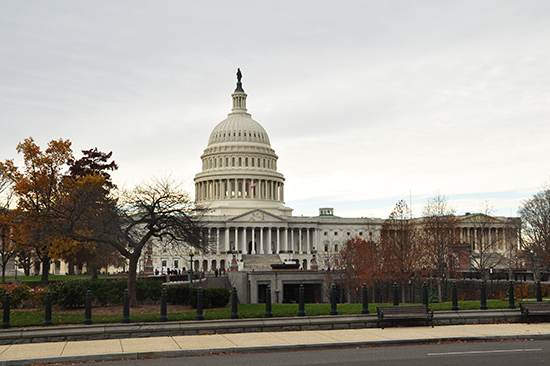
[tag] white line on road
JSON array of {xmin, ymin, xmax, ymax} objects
[{"xmin": 428, "ymin": 348, "xmax": 542, "ymax": 356}]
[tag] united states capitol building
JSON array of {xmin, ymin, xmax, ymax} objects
[
  {"xmin": 146, "ymin": 72, "xmax": 520, "ymax": 302},
  {"xmin": 190, "ymin": 73, "xmax": 379, "ymax": 273}
]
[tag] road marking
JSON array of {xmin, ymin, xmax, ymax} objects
[{"xmin": 428, "ymin": 348, "xmax": 542, "ymax": 356}]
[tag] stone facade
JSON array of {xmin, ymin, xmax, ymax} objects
[{"xmin": 145, "ymin": 74, "xmax": 521, "ymax": 298}]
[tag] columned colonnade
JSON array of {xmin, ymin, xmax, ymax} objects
[
  {"xmin": 458, "ymin": 226, "xmax": 518, "ymax": 251},
  {"xmin": 205, "ymin": 226, "xmax": 318, "ymax": 255},
  {"xmin": 196, "ymin": 178, "xmax": 284, "ymax": 201}
]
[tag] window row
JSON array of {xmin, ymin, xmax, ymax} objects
[
  {"xmin": 203, "ymin": 156, "xmax": 277, "ymax": 170},
  {"xmin": 212, "ymin": 131, "xmax": 267, "ymax": 140}
]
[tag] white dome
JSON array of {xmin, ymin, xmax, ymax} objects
[
  {"xmin": 208, "ymin": 114, "xmax": 271, "ymax": 147},
  {"xmin": 194, "ymin": 74, "xmax": 292, "ymax": 217}
]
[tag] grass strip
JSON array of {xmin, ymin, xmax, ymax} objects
[{"xmin": 6, "ymin": 300, "xmax": 511, "ymax": 328}]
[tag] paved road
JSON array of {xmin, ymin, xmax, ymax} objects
[{"xmin": 87, "ymin": 339, "xmax": 550, "ymax": 366}]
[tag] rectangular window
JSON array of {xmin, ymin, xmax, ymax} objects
[
  {"xmin": 161, "ymin": 260, "xmax": 167, "ymax": 267},
  {"xmin": 174, "ymin": 260, "xmax": 179, "ymax": 268}
]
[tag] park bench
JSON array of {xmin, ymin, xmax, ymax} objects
[
  {"xmin": 520, "ymin": 302, "xmax": 550, "ymax": 323},
  {"xmin": 377, "ymin": 305, "xmax": 434, "ymax": 329}
]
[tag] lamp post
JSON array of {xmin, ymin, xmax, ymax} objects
[
  {"xmin": 490, "ymin": 267, "xmax": 494, "ymax": 291},
  {"xmin": 189, "ymin": 248, "xmax": 195, "ymax": 288}
]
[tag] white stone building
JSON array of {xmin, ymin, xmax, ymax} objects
[{"xmin": 147, "ymin": 73, "xmax": 520, "ymax": 279}]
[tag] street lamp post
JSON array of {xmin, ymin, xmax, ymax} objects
[{"xmin": 189, "ymin": 248, "xmax": 195, "ymax": 288}]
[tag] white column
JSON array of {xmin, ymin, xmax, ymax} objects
[
  {"xmin": 216, "ymin": 227, "xmax": 220, "ymax": 254},
  {"xmin": 235, "ymin": 227, "xmax": 239, "ymax": 253},
  {"xmin": 252, "ymin": 227, "xmax": 256, "ymax": 254},
  {"xmin": 243, "ymin": 227, "xmax": 248, "ymax": 254},
  {"xmin": 298, "ymin": 228, "xmax": 302, "ymax": 254},
  {"xmin": 306, "ymin": 228, "xmax": 311, "ymax": 254},
  {"xmin": 260, "ymin": 227, "xmax": 264, "ymax": 254},
  {"xmin": 268, "ymin": 227, "xmax": 272, "ymax": 254},
  {"xmin": 225, "ymin": 227, "xmax": 230, "ymax": 252},
  {"xmin": 291, "ymin": 228, "xmax": 294, "ymax": 253},
  {"xmin": 276, "ymin": 228, "xmax": 280, "ymax": 253}
]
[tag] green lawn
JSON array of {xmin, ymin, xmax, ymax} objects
[{"xmin": 5, "ymin": 300, "xmax": 512, "ymax": 328}]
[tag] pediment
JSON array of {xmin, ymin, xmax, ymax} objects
[{"xmin": 229, "ymin": 209, "xmax": 286, "ymax": 223}]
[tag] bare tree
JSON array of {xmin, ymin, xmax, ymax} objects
[
  {"xmin": 465, "ymin": 202, "xmax": 517, "ymax": 280},
  {"xmin": 421, "ymin": 193, "xmax": 460, "ymax": 300},
  {"xmin": 76, "ymin": 176, "xmax": 209, "ymax": 305},
  {"xmin": 519, "ymin": 185, "xmax": 550, "ymax": 281},
  {"xmin": 380, "ymin": 200, "xmax": 421, "ymax": 302}
]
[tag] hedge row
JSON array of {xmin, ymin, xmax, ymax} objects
[
  {"xmin": 49, "ymin": 279, "xmax": 163, "ymax": 308},
  {"xmin": 0, "ymin": 284, "xmax": 47, "ymax": 308},
  {"xmin": 48, "ymin": 280, "xmax": 230, "ymax": 309},
  {"xmin": 166, "ymin": 286, "xmax": 230, "ymax": 309}
]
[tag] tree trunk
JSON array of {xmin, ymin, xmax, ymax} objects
[
  {"xmin": 127, "ymin": 255, "xmax": 139, "ymax": 306},
  {"xmin": 1, "ymin": 263, "xmax": 5, "ymax": 283},
  {"xmin": 41, "ymin": 258, "xmax": 50, "ymax": 284},
  {"xmin": 91, "ymin": 266, "xmax": 98, "ymax": 280}
]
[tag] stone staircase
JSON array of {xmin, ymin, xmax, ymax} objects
[
  {"xmin": 242, "ymin": 254, "xmax": 283, "ymax": 271},
  {"xmin": 203, "ymin": 275, "xmax": 232, "ymax": 289}
]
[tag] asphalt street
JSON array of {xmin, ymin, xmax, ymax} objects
[{"xmin": 82, "ymin": 339, "xmax": 550, "ymax": 366}]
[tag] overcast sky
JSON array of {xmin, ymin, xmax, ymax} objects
[{"xmin": 1, "ymin": 1, "xmax": 549, "ymax": 219}]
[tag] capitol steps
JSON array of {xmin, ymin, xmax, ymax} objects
[
  {"xmin": 242, "ymin": 254, "xmax": 283, "ymax": 271},
  {"xmin": 203, "ymin": 275, "xmax": 232, "ymax": 289}
]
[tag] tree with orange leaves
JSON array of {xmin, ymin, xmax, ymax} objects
[
  {"xmin": 0, "ymin": 137, "xmax": 97, "ymax": 283},
  {"xmin": 0, "ymin": 169, "xmax": 17, "ymax": 282},
  {"xmin": 339, "ymin": 236, "xmax": 379, "ymax": 300}
]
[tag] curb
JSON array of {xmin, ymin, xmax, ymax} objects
[
  {"xmin": 3, "ymin": 332, "xmax": 550, "ymax": 366},
  {"xmin": 0, "ymin": 309, "xmax": 523, "ymax": 345}
]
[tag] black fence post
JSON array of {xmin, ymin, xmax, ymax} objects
[
  {"xmin": 508, "ymin": 281, "xmax": 516, "ymax": 309},
  {"xmin": 122, "ymin": 289, "xmax": 131, "ymax": 323},
  {"xmin": 265, "ymin": 285, "xmax": 273, "ymax": 318},
  {"xmin": 361, "ymin": 284, "xmax": 369, "ymax": 314},
  {"xmin": 451, "ymin": 281, "xmax": 459, "ymax": 311},
  {"xmin": 2, "ymin": 293, "xmax": 10, "ymax": 329},
  {"xmin": 160, "ymin": 288, "xmax": 168, "ymax": 322},
  {"xmin": 330, "ymin": 284, "xmax": 338, "ymax": 315},
  {"xmin": 536, "ymin": 280, "xmax": 543, "ymax": 302},
  {"xmin": 422, "ymin": 282, "xmax": 428, "ymax": 306},
  {"xmin": 298, "ymin": 284, "xmax": 306, "ymax": 317},
  {"xmin": 480, "ymin": 281, "xmax": 488, "ymax": 310},
  {"xmin": 196, "ymin": 288, "xmax": 204, "ymax": 321},
  {"xmin": 231, "ymin": 287, "xmax": 239, "ymax": 319},
  {"xmin": 44, "ymin": 291, "xmax": 53, "ymax": 326},
  {"xmin": 393, "ymin": 282, "xmax": 399, "ymax": 306},
  {"xmin": 84, "ymin": 289, "xmax": 93, "ymax": 325}
]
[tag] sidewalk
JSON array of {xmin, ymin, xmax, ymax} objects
[{"xmin": 1, "ymin": 323, "xmax": 550, "ymax": 366}]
